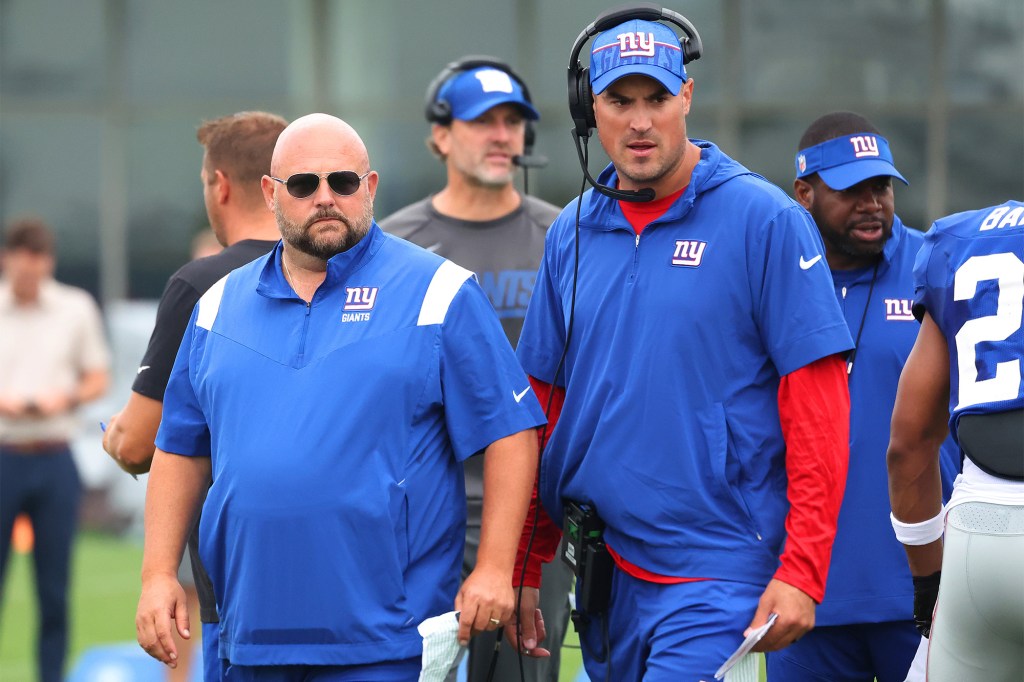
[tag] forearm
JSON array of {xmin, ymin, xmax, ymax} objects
[
  {"xmin": 478, "ymin": 429, "xmax": 539, "ymax": 577},
  {"xmin": 887, "ymin": 442, "xmax": 944, "ymax": 524},
  {"xmin": 886, "ymin": 313, "xmax": 950, "ymax": 576},
  {"xmin": 104, "ymin": 391, "xmax": 163, "ymax": 473},
  {"xmin": 142, "ymin": 449, "xmax": 210, "ymax": 580},
  {"xmin": 887, "ymin": 442, "xmax": 946, "ymax": 575}
]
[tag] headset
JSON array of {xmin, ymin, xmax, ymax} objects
[
  {"xmin": 424, "ymin": 55, "xmax": 546, "ymax": 168},
  {"xmin": 566, "ymin": 3, "xmax": 703, "ymax": 202}
]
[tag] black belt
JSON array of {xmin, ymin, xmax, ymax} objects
[{"xmin": 0, "ymin": 440, "xmax": 70, "ymax": 454}]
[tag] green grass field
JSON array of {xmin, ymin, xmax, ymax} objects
[
  {"xmin": 0, "ymin": 532, "xmax": 144, "ymax": 682},
  {"xmin": 0, "ymin": 533, "xmax": 765, "ymax": 681}
]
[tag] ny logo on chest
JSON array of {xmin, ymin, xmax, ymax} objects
[
  {"xmin": 884, "ymin": 298, "xmax": 914, "ymax": 321},
  {"xmin": 671, "ymin": 240, "xmax": 707, "ymax": 267},
  {"xmin": 344, "ymin": 287, "xmax": 378, "ymax": 311}
]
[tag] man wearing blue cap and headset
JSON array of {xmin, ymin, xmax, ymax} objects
[
  {"xmin": 507, "ymin": 8, "xmax": 855, "ymax": 681},
  {"xmin": 383, "ymin": 57, "xmax": 571, "ymax": 682},
  {"xmin": 764, "ymin": 112, "xmax": 961, "ymax": 682}
]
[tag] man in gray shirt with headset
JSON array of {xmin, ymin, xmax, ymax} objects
[{"xmin": 382, "ymin": 56, "xmax": 571, "ymax": 682}]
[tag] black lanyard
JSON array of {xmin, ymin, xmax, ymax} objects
[{"xmin": 845, "ymin": 260, "xmax": 880, "ymax": 377}]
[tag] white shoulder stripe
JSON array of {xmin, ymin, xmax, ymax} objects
[
  {"xmin": 196, "ymin": 274, "xmax": 229, "ymax": 331},
  {"xmin": 417, "ymin": 260, "xmax": 474, "ymax": 326}
]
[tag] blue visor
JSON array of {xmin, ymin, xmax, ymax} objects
[{"xmin": 795, "ymin": 134, "xmax": 908, "ymax": 190}]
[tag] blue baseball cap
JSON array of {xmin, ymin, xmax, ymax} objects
[
  {"xmin": 590, "ymin": 19, "xmax": 686, "ymax": 95},
  {"xmin": 795, "ymin": 133, "xmax": 908, "ymax": 190},
  {"xmin": 436, "ymin": 67, "xmax": 539, "ymax": 121}
]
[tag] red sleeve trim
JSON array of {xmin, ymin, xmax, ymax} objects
[
  {"xmin": 774, "ymin": 353, "xmax": 850, "ymax": 602},
  {"xmin": 513, "ymin": 376, "xmax": 565, "ymax": 588}
]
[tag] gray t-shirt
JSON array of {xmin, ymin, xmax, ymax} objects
[{"xmin": 380, "ymin": 194, "xmax": 559, "ymax": 523}]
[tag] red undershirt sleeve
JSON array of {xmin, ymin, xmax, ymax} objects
[
  {"xmin": 513, "ymin": 375, "xmax": 565, "ymax": 588},
  {"xmin": 774, "ymin": 353, "xmax": 850, "ymax": 603}
]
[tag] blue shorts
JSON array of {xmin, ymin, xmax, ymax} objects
[
  {"xmin": 220, "ymin": 658, "xmax": 421, "ymax": 682},
  {"xmin": 764, "ymin": 621, "xmax": 919, "ymax": 682},
  {"xmin": 577, "ymin": 568, "xmax": 763, "ymax": 681}
]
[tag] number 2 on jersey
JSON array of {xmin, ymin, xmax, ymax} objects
[{"xmin": 953, "ymin": 252, "xmax": 1024, "ymax": 409}]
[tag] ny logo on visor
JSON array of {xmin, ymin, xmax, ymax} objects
[
  {"xmin": 616, "ymin": 31, "xmax": 656, "ymax": 58},
  {"xmin": 344, "ymin": 287, "xmax": 378, "ymax": 311},
  {"xmin": 850, "ymin": 135, "xmax": 880, "ymax": 158}
]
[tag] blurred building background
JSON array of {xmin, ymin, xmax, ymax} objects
[{"xmin": 2, "ymin": 0, "xmax": 1022, "ymax": 305}]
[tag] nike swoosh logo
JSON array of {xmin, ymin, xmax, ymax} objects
[
  {"xmin": 513, "ymin": 387, "xmax": 531, "ymax": 403},
  {"xmin": 799, "ymin": 255, "xmax": 822, "ymax": 270},
  {"xmin": 425, "ymin": 242, "xmax": 443, "ymax": 253},
  {"xmin": 137, "ymin": 365, "xmax": 150, "ymax": 375}
]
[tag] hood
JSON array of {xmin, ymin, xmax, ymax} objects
[{"xmin": 579, "ymin": 139, "xmax": 756, "ymax": 229}]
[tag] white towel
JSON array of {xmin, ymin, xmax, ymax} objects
[{"xmin": 418, "ymin": 611, "xmax": 464, "ymax": 682}]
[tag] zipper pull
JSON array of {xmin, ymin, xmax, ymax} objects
[{"xmin": 635, "ymin": 233, "xmax": 641, "ymax": 248}]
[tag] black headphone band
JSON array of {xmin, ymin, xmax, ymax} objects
[{"xmin": 424, "ymin": 55, "xmax": 533, "ymax": 125}]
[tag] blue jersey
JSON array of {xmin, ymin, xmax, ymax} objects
[
  {"xmin": 817, "ymin": 218, "xmax": 959, "ymax": 626},
  {"xmin": 914, "ymin": 201, "xmax": 1024, "ymax": 441},
  {"xmin": 516, "ymin": 141, "xmax": 853, "ymax": 586},
  {"xmin": 156, "ymin": 225, "xmax": 545, "ymax": 666}
]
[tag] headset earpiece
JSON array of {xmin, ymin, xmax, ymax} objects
[
  {"xmin": 425, "ymin": 99, "xmax": 452, "ymax": 126},
  {"xmin": 567, "ymin": 65, "xmax": 593, "ymax": 140},
  {"xmin": 578, "ymin": 67, "xmax": 595, "ymax": 134},
  {"xmin": 681, "ymin": 36, "xmax": 701, "ymax": 64},
  {"xmin": 524, "ymin": 121, "xmax": 536, "ymax": 156}
]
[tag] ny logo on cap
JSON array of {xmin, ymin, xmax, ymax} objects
[
  {"xmin": 474, "ymin": 69, "xmax": 514, "ymax": 94},
  {"xmin": 617, "ymin": 31, "xmax": 656, "ymax": 58},
  {"xmin": 850, "ymin": 135, "xmax": 880, "ymax": 159}
]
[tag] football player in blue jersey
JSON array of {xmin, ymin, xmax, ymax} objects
[
  {"xmin": 888, "ymin": 200, "xmax": 1024, "ymax": 681},
  {"xmin": 766, "ymin": 112, "xmax": 960, "ymax": 682}
]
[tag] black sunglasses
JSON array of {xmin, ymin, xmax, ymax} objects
[{"xmin": 270, "ymin": 170, "xmax": 371, "ymax": 199}]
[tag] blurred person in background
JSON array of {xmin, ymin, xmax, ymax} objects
[
  {"xmin": 191, "ymin": 228, "xmax": 223, "ymax": 260},
  {"xmin": 765, "ymin": 112, "xmax": 960, "ymax": 681},
  {"xmin": 0, "ymin": 216, "xmax": 111, "ymax": 682},
  {"xmin": 102, "ymin": 110, "xmax": 287, "ymax": 682},
  {"xmin": 381, "ymin": 55, "xmax": 571, "ymax": 682}
]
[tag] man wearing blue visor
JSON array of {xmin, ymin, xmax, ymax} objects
[{"xmin": 767, "ymin": 112, "xmax": 960, "ymax": 682}]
